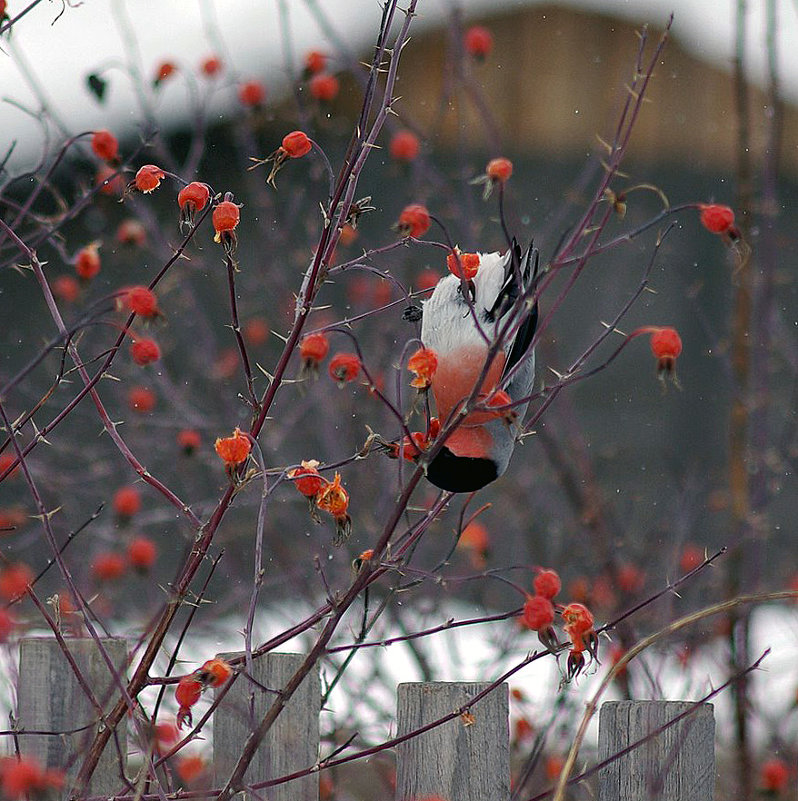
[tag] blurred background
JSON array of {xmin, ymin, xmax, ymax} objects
[{"xmin": 0, "ymin": 1, "xmax": 796, "ymax": 799}]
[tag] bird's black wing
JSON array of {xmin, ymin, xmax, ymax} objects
[{"xmin": 493, "ymin": 239, "xmax": 539, "ymax": 378}]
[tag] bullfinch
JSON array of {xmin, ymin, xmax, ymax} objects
[{"xmin": 420, "ymin": 240, "xmax": 539, "ymax": 492}]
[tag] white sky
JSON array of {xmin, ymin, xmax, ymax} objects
[{"xmin": 1, "ymin": 0, "xmax": 796, "ymax": 171}]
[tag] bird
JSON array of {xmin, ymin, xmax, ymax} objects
[{"xmin": 420, "ymin": 239, "xmax": 539, "ymax": 492}]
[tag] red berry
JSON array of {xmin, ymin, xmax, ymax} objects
[
  {"xmin": 135, "ymin": 164, "xmax": 165, "ymax": 194},
  {"xmin": 177, "ymin": 428, "xmax": 201, "ymax": 455},
  {"xmin": 213, "ymin": 201, "xmax": 240, "ymax": 235},
  {"xmin": 113, "ymin": 486, "xmax": 141, "ymax": 518},
  {"xmin": 407, "ymin": 347, "xmax": 438, "ymax": 390},
  {"xmin": 175, "ymin": 675, "xmax": 202, "ymax": 710},
  {"xmin": 760, "ymin": 758, "xmax": 790, "ymax": 793},
  {"xmin": 328, "ymin": 353, "xmax": 361, "ymax": 386},
  {"xmin": 91, "ymin": 130, "xmax": 119, "ymax": 162},
  {"xmin": 75, "ymin": 245, "xmax": 101, "ymax": 280},
  {"xmin": 91, "ymin": 552, "xmax": 126, "ymax": 581},
  {"xmin": 651, "ymin": 328, "xmax": 682, "ymax": 362},
  {"xmin": 243, "ymin": 317, "xmax": 269, "ymax": 346},
  {"xmin": 238, "ymin": 80, "xmax": 266, "ymax": 107},
  {"xmin": 305, "ymin": 50, "xmax": 326, "ymax": 75},
  {"xmin": 198, "ymin": 658, "xmax": 232, "ymax": 688},
  {"xmin": 53, "ymin": 275, "xmax": 80, "ymax": 303},
  {"xmin": 200, "ymin": 55, "xmax": 222, "ymax": 77},
  {"xmin": 154, "ymin": 61, "xmax": 176, "ymax": 85},
  {"xmin": 680, "ymin": 544, "xmax": 704, "ymax": 573},
  {"xmin": 281, "ymin": 130, "xmax": 312, "ymax": 159},
  {"xmin": 130, "ymin": 338, "xmax": 161, "ymax": 366},
  {"xmin": 522, "ymin": 595, "xmax": 554, "ymax": 631},
  {"xmin": 125, "ymin": 286, "xmax": 158, "ymax": 317},
  {"xmin": 214, "ymin": 428, "xmax": 251, "ymax": 466},
  {"xmin": 487, "ymin": 157, "xmax": 513, "ymax": 183},
  {"xmin": 300, "ymin": 333, "xmax": 330, "ymax": 365},
  {"xmin": 289, "ymin": 460, "xmax": 327, "ymax": 498},
  {"xmin": 127, "ymin": 537, "xmax": 157, "ymax": 571},
  {"xmin": 465, "ymin": 25, "xmax": 493, "ymax": 59},
  {"xmin": 117, "ymin": 219, "xmax": 147, "ymax": 246},
  {"xmin": 561, "ymin": 602, "xmax": 594, "ymax": 638},
  {"xmin": 0, "ymin": 609, "xmax": 15, "ymax": 642},
  {"xmin": 446, "ymin": 248, "xmax": 480, "ymax": 280},
  {"xmin": 533, "ymin": 569, "xmax": 561, "ymax": 600},
  {"xmin": 389, "ymin": 130, "xmax": 420, "ymax": 161},
  {"xmin": 699, "ymin": 203, "xmax": 735, "ymax": 234},
  {"xmin": 96, "ymin": 166, "xmax": 124, "ymax": 196},
  {"xmin": 397, "ymin": 204, "xmax": 431, "ymax": 238},
  {"xmin": 178, "ymin": 182, "xmax": 210, "ymax": 213},
  {"xmin": 309, "ymin": 73, "xmax": 339, "ymax": 102},
  {"xmin": 128, "ymin": 386, "xmax": 156, "ymax": 413},
  {"xmin": 0, "ymin": 563, "xmax": 33, "ymax": 601}
]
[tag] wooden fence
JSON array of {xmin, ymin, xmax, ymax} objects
[{"xmin": 10, "ymin": 638, "xmax": 715, "ymax": 801}]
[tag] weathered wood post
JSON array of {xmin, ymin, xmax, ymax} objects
[
  {"xmin": 396, "ymin": 682, "xmax": 510, "ymax": 801},
  {"xmin": 598, "ymin": 700, "xmax": 715, "ymax": 801},
  {"xmin": 16, "ymin": 637, "xmax": 129, "ymax": 797},
  {"xmin": 213, "ymin": 652, "xmax": 321, "ymax": 801}
]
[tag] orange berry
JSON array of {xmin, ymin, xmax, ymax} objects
[
  {"xmin": 561, "ymin": 602, "xmax": 594, "ymax": 638},
  {"xmin": 446, "ymin": 248, "xmax": 480, "ymax": 280},
  {"xmin": 407, "ymin": 347, "xmax": 438, "ymax": 390},
  {"xmin": 0, "ymin": 563, "xmax": 33, "ymax": 601},
  {"xmin": 91, "ymin": 129, "xmax": 119, "ymax": 162},
  {"xmin": 75, "ymin": 244, "xmax": 101, "ymax": 280},
  {"xmin": 238, "ymin": 80, "xmax": 266, "ymax": 107},
  {"xmin": 396, "ymin": 204, "xmax": 430, "ymax": 238},
  {"xmin": 464, "ymin": 25, "xmax": 493, "ymax": 59},
  {"xmin": 699, "ymin": 203, "xmax": 735, "ymax": 234},
  {"xmin": 127, "ymin": 537, "xmax": 157, "ymax": 571},
  {"xmin": 113, "ymin": 486, "xmax": 141, "ymax": 518},
  {"xmin": 128, "ymin": 386, "xmax": 156, "ymax": 413},
  {"xmin": 305, "ymin": 50, "xmax": 326, "ymax": 75},
  {"xmin": 198, "ymin": 658, "xmax": 232, "ymax": 688},
  {"xmin": 135, "ymin": 164, "xmax": 166, "ymax": 194},
  {"xmin": 130, "ymin": 337, "xmax": 161, "ymax": 366},
  {"xmin": 177, "ymin": 755, "xmax": 207, "ymax": 784},
  {"xmin": 315, "ymin": 472, "xmax": 349, "ymax": 519},
  {"xmin": 339, "ymin": 223, "xmax": 358, "ymax": 247},
  {"xmin": 243, "ymin": 317, "xmax": 269, "ymax": 346},
  {"xmin": 154, "ymin": 720, "xmax": 179, "ymax": 749},
  {"xmin": 458, "ymin": 520, "xmax": 489, "ymax": 554},
  {"xmin": 177, "ymin": 428, "xmax": 201, "ymax": 455},
  {"xmin": 309, "ymin": 73, "xmax": 339, "ymax": 101},
  {"xmin": 533, "ymin": 569, "xmax": 561, "ymax": 600},
  {"xmin": 53, "ymin": 275, "xmax": 80, "ymax": 303},
  {"xmin": 200, "ymin": 55, "xmax": 222, "ymax": 77},
  {"xmin": 175, "ymin": 675, "xmax": 202, "ymax": 728},
  {"xmin": 214, "ymin": 428, "xmax": 251, "ymax": 466},
  {"xmin": 281, "ymin": 130, "xmax": 312, "ymax": 159},
  {"xmin": 288, "ymin": 459, "xmax": 326, "ymax": 498},
  {"xmin": 522, "ymin": 595, "xmax": 554, "ymax": 631},
  {"xmin": 328, "ymin": 353, "xmax": 361, "ymax": 386},
  {"xmin": 487, "ymin": 157, "xmax": 513, "ymax": 184},
  {"xmin": 125, "ymin": 286, "xmax": 158, "ymax": 317},
  {"xmin": 91, "ymin": 552, "xmax": 126, "ymax": 582},
  {"xmin": 389, "ymin": 130, "xmax": 420, "ymax": 161}
]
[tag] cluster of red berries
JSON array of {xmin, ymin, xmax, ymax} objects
[
  {"xmin": 175, "ymin": 658, "xmax": 233, "ymax": 728},
  {"xmin": 288, "ymin": 460, "xmax": 351, "ymax": 544},
  {"xmin": 521, "ymin": 568, "xmax": 598, "ymax": 680}
]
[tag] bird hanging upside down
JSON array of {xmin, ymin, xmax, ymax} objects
[{"xmin": 418, "ymin": 239, "xmax": 539, "ymax": 492}]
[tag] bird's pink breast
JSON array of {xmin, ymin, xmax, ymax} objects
[{"xmin": 432, "ymin": 346, "xmax": 506, "ymax": 428}]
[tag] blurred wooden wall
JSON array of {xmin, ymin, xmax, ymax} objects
[{"xmin": 382, "ymin": 4, "xmax": 796, "ymax": 174}]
